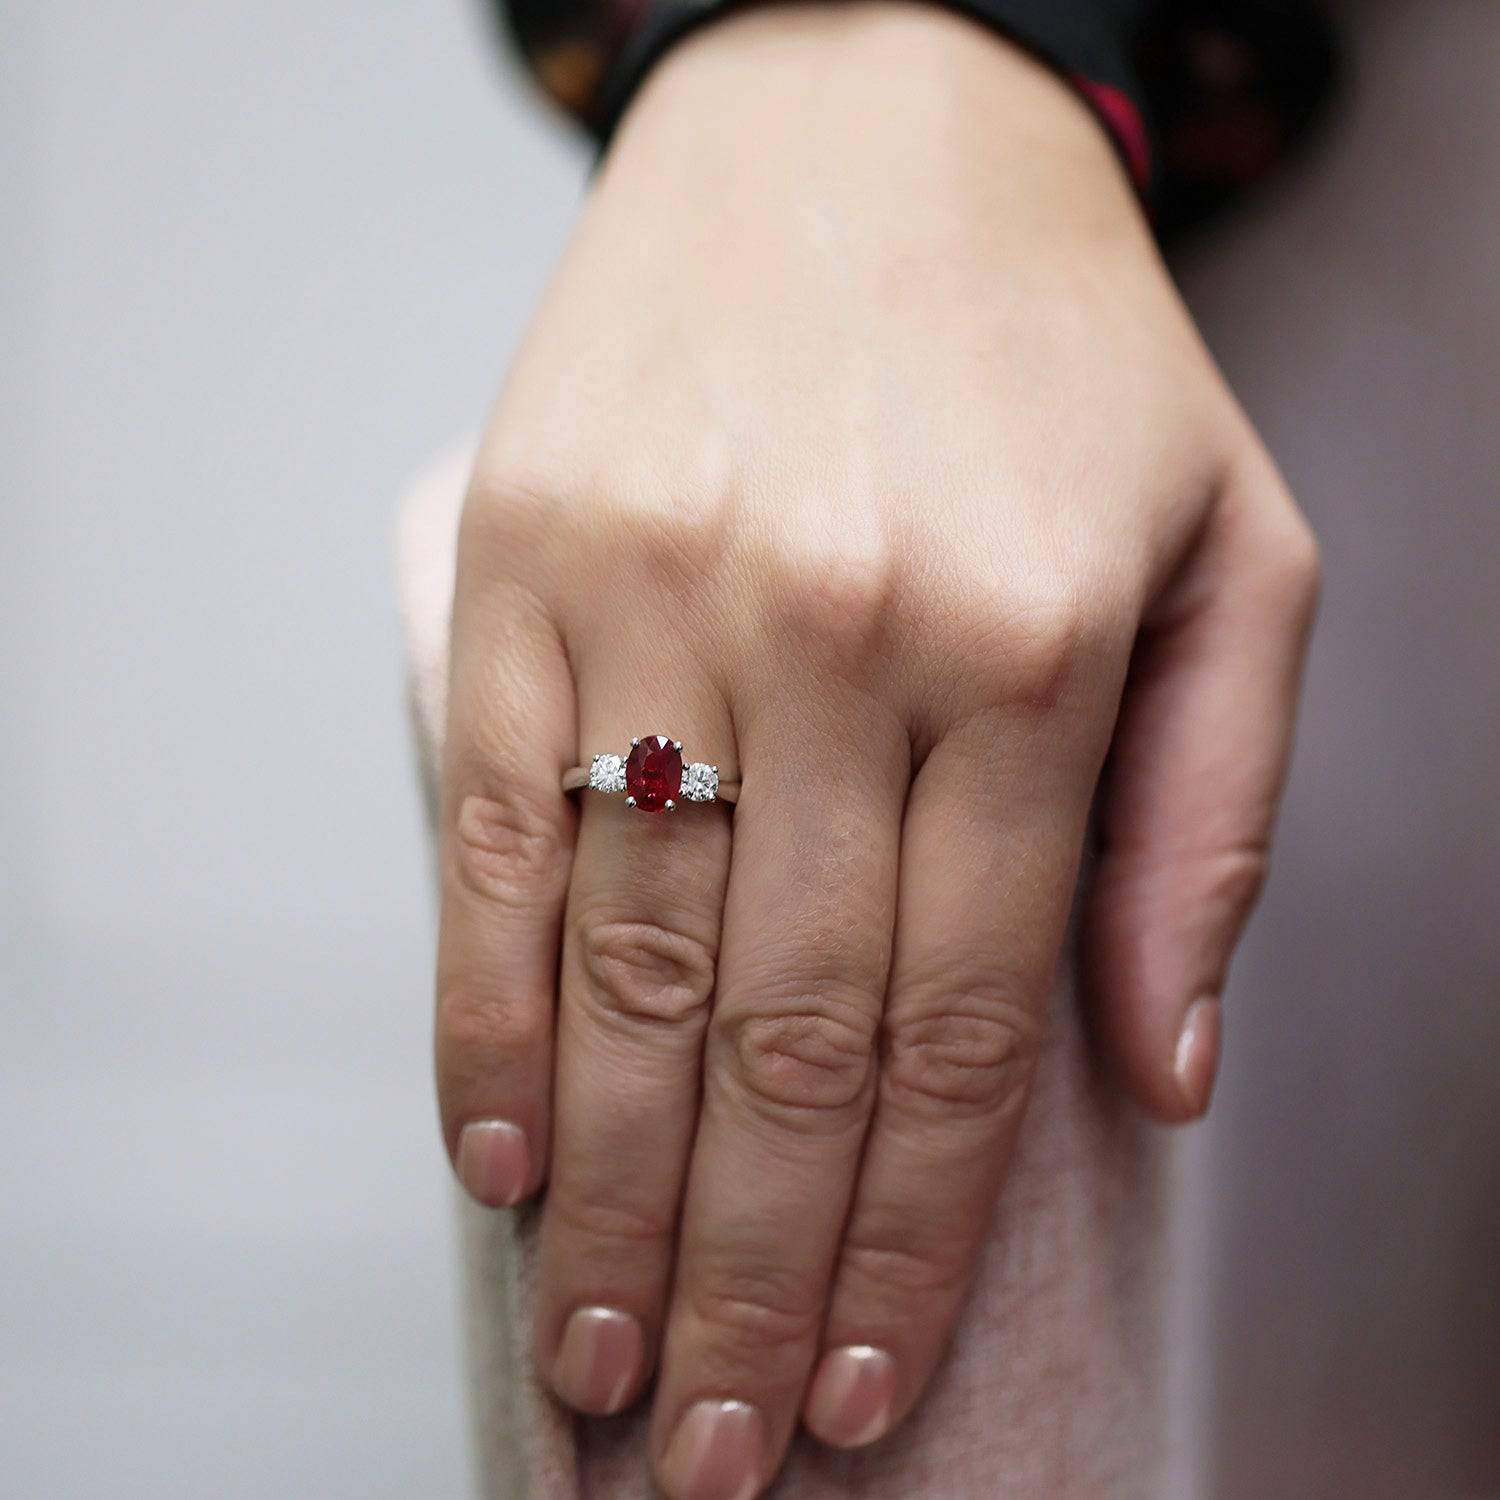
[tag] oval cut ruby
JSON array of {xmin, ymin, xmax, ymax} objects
[{"xmin": 625, "ymin": 735, "xmax": 682, "ymax": 812}]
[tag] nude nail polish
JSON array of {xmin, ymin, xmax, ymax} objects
[
  {"xmin": 658, "ymin": 1399, "xmax": 765, "ymax": 1500},
  {"xmin": 804, "ymin": 1344, "xmax": 897, "ymax": 1448},
  {"xmin": 456, "ymin": 1119, "xmax": 530, "ymax": 1207},
  {"xmin": 552, "ymin": 1306, "xmax": 643, "ymax": 1415},
  {"xmin": 1173, "ymin": 996, "xmax": 1222, "ymax": 1117}
]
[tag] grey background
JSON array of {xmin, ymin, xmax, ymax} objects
[
  {"xmin": 2, "ymin": 3, "xmax": 582, "ymax": 1495},
  {"xmin": 3, "ymin": 2, "xmax": 1497, "ymax": 1498},
  {"xmin": 1175, "ymin": 4, "xmax": 1500, "ymax": 1492}
]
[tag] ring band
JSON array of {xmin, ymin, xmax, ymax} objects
[{"xmin": 563, "ymin": 734, "xmax": 739, "ymax": 811}]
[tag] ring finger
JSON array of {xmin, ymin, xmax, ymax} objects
[{"xmin": 533, "ymin": 647, "xmax": 736, "ymax": 1416}]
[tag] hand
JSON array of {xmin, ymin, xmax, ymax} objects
[{"xmin": 434, "ymin": 6, "xmax": 1318, "ymax": 1497}]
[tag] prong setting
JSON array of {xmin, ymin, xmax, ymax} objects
[
  {"xmin": 588, "ymin": 753, "xmax": 626, "ymax": 794},
  {"xmin": 680, "ymin": 761, "xmax": 719, "ymax": 803},
  {"xmin": 576, "ymin": 738, "xmax": 729, "ymax": 808}
]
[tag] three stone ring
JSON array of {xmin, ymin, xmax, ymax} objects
[{"xmin": 562, "ymin": 735, "xmax": 740, "ymax": 812}]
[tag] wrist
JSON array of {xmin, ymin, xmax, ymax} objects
[
  {"xmin": 622, "ymin": 7, "xmax": 1123, "ymax": 181},
  {"xmin": 598, "ymin": 3, "xmax": 1141, "ymax": 245},
  {"xmin": 582, "ymin": 4, "xmax": 1152, "ymax": 301}
]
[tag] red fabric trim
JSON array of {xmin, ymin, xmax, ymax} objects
[{"xmin": 1071, "ymin": 74, "xmax": 1152, "ymax": 190}]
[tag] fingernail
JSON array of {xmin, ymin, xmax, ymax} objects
[
  {"xmin": 1173, "ymin": 996, "xmax": 1222, "ymax": 1117},
  {"xmin": 456, "ymin": 1119, "xmax": 530, "ymax": 1207},
  {"xmin": 804, "ymin": 1344, "xmax": 897, "ymax": 1448},
  {"xmin": 658, "ymin": 1399, "xmax": 765, "ymax": 1500},
  {"xmin": 552, "ymin": 1305, "xmax": 644, "ymax": 1415}
]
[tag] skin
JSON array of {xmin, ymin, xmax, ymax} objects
[{"xmin": 435, "ymin": 6, "xmax": 1319, "ymax": 1498}]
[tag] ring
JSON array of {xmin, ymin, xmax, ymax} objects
[{"xmin": 562, "ymin": 735, "xmax": 740, "ymax": 812}]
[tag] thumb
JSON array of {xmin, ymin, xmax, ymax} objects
[{"xmin": 1085, "ymin": 454, "xmax": 1320, "ymax": 1120}]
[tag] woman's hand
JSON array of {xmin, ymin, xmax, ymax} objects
[{"xmin": 435, "ymin": 6, "xmax": 1317, "ymax": 1497}]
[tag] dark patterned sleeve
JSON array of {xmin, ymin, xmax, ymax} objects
[{"xmin": 492, "ymin": 0, "xmax": 1337, "ymax": 237}]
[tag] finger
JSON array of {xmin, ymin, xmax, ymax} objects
[
  {"xmin": 649, "ymin": 689, "xmax": 909, "ymax": 1500},
  {"xmin": 1085, "ymin": 459, "xmax": 1320, "ymax": 1120},
  {"xmin": 435, "ymin": 535, "xmax": 578, "ymax": 1207},
  {"xmin": 804, "ymin": 707, "xmax": 1103, "ymax": 1448},
  {"xmin": 534, "ymin": 668, "xmax": 735, "ymax": 1416}
]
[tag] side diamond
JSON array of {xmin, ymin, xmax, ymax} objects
[
  {"xmin": 681, "ymin": 762, "xmax": 719, "ymax": 801},
  {"xmin": 589, "ymin": 753, "xmax": 626, "ymax": 794}
]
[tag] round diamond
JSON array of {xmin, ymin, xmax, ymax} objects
[
  {"xmin": 589, "ymin": 753, "xmax": 625, "ymax": 794},
  {"xmin": 681, "ymin": 762, "xmax": 719, "ymax": 802}
]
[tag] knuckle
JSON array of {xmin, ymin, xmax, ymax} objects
[
  {"xmin": 1200, "ymin": 840, "xmax": 1272, "ymax": 924},
  {"xmin": 589, "ymin": 507, "xmax": 720, "ymax": 606},
  {"xmin": 688, "ymin": 1263, "xmax": 825, "ymax": 1353},
  {"xmin": 456, "ymin": 471, "xmax": 563, "ymax": 581},
  {"xmin": 462, "ymin": 466, "xmax": 562, "ymax": 540},
  {"xmin": 957, "ymin": 577, "xmax": 1117, "ymax": 715},
  {"xmin": 838, "ymin": 1232, "xmax": 972, "ymax": 1302},
  {"xmin": 883, "ymin": 993, "xmax": 1041, "ymax": 1119},
  {"xmin": 770, "ymin": 539, "xmax": 901, "ymax": 666},
  {"xmin": 579, "ymin": 916, "xmax": 717, "ymax": 1028},
  {"xmin": 1234, "ymin": 481, "xmax": 1321, "ymax": 627},
  {"xmin": 436, "ymin": 985, "xmax": 546, "ymax": 1075},
  {"xmin": 1273, "ymin": 519, "xmax": 1323, "ymax": 618},
  {"xmin": 724, "ymin": 992, "xmax": 878, "ymax": 1122},
  {"xmin": 544, "ymin": 1185, "xmax": 675, "ymax": 1253},
  {"xmin": 450, "ymin": 789, "xmax": 568, "ymax": 908},
  {"xmin": 552, "ymin": 478, "xmax": 739, "ymax": 615}
]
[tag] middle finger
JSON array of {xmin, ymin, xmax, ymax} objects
[{"xmin": 649, "ymin": 680, "xmax": 909, "ymax": 1500}]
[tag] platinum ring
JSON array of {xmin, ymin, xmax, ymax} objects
[{"xmin": 563, "ymin": 735, "xmax": 739, "ymax": 812}]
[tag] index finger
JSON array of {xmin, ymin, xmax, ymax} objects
[{"xmin": 434, "ymin": 538, "xmax": 577, "ymax": 1208}]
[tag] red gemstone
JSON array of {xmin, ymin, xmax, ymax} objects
[{"xmin": 625, "ymin": 736, "xmax": 682, "ymax": 812}]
